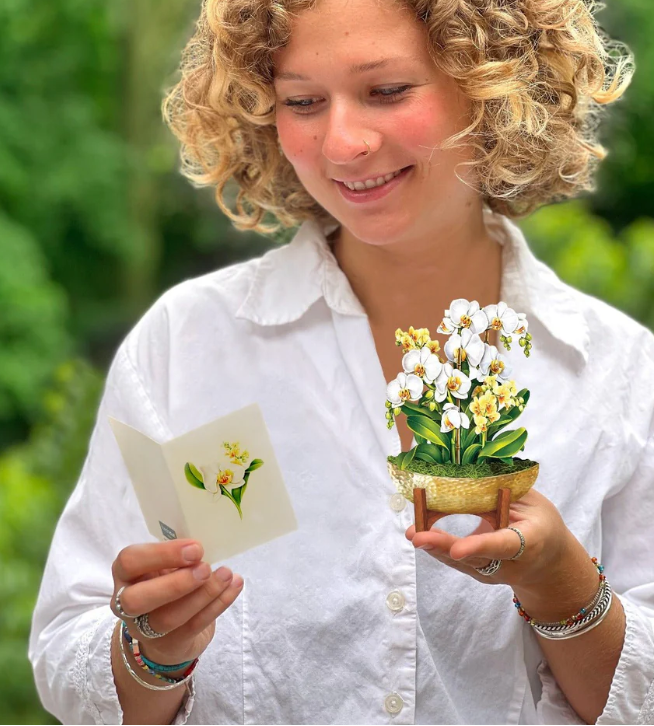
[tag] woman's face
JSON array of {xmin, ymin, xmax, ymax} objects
[{"xmin": 273, "ymin": 0, "xmax": 478, "ymax": 247}]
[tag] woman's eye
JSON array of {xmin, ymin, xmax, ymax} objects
[{"xmin": 283, "ymin": 85, "xmax": 412, "ymax": 114}]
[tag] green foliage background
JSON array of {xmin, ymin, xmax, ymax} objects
[{"xmin": 0, "ymin": 1, "xmax": 652, "ymax": 723}]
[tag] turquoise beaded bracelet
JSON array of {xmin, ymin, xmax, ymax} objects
[{"xmin": 121, "ymin": 621, "xmax": 195, "ymax": 673}]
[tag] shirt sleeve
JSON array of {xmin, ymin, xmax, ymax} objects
[
  {"xmin": 536, "ymin": 420, "xmax": 654, "ymax": 724},
  {"xmin": 27, "ymin": 340, "xmax": 196, "ymax": 725}
]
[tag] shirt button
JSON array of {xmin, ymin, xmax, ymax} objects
[
  {"xmin": 384, "ymin": 693, "xmax": 404, "ymax": 715},
  {"xmin": 386, "ymin": 590, "xmax": 406, "ymax": 613},
  {"xmin": 389, "ymin": 493, "xmax": 406, "ymax": 512}
]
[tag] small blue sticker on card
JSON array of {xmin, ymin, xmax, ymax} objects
[{"xmin": 159, "ymin": 521, "xmax": 177, "ymax": 540}]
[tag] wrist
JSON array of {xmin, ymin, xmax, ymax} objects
[
  {"xmin": 512, "ymin": 532, "xmax": 601, "ymax": 623},
  {"xmin": 118, "ymin": 621, "xmax": 197, "ymax": 682}
]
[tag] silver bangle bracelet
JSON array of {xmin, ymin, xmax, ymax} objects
[
  {"xmin": 118, "ymin": 622, "xmax": 193, "ymax": 691},
  {"xmin": 533, "ymin": 594, "xmax": 613, "ymax": 640},
  {"xmin": 531, "ymin": 582, "xmax": 613, "ymax": 640},
  {"xmin": 533, "ymin": 578, "xmax": 607, "ymax": 629}
]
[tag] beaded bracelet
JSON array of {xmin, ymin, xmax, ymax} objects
[
  {"xmin": 512, "ymin": 557, "xmax": 606, "ymax": 627},
  {"xmin": 122, "ymin": 621, "xmax": 199, "ymax": 684},
  {"xmin": 118, "ymin": 622, "xmax": 194, "ymax": 691}
]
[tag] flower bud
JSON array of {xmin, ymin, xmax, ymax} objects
[
  {"xmin": 519, "ymin": 404, "xmax": 525, "ymax": 411},
  {"xmin": 385, "ymin": 400, "xmax": 392, "ymax": 409},
  {"xmin": 393, "ymin": 408, "xmax": 402, "ymax": 417},
  {"xmin": 519, "ymin": 338, "xmax": 526, "ymax": 347},
  {"xmin": 526, "ymin": 333, "xmax": 532, "ymax": 341},
  {"xmin": 385, "ymin": 411, "xmax": 392, "ymax": 420},
  {"xmin": 425, "ymin": 389, "xmax": 434, "ymax": 399},
  {"xmin": 429, "ymin": 402, "xmax": 437, "ymax": 411}
]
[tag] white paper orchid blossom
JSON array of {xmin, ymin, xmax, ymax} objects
[
  {"xmin": 482, "ymin": 302, "xmax": 520, "ymax": 337},
  {"xmin": 514, "ymin": 312, "xmax": 529, "ymax": 336},
  {"xmin": 386, "ymin": 372, "xmax": 423, "ymax": 407},
  {"xmin": 444, "ymin": 328, "xmax": 485, "ymax": 368},
  {"xmin": 479, "ymin": 344, "xmax": 513, "ymax": 380},
  {"xmin": 198, "ymin": 463, "xmax": 243, "ymax": 492},
  {"xmin": 446, "ymin": 299, "xmax": 489, "ymax": 334},
  {"xmin": 440, "ymin": 402, "xmax": 470, "ymax": 433},
  {"xmin": 435, "ymin": 363, "xmax": 471, "ymax": 400},
  {"xmin": 402, "ymin": 347, "xmax": 442, "ymax": 384}
]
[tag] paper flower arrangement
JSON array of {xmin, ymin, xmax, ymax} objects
[
  {"xmin": 184, "ymin": 441, "xmax": 264, "ymax": 520},
  {"xmin": 385, "ymin": 299, "xmax": 538, "ymax": 514}
]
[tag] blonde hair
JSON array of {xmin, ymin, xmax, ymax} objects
[{"xmin": 162, "ymin": 0, "xmax": 634, "ymax": 234}]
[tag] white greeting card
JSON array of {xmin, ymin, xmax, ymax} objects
[{"xmin": 109, "ymin": 403, "xmax": 297, "ymax": 564}]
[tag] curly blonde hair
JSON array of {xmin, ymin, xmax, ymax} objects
[{"xmin": 162, "ymin": 0, "xmax": 634, "ymax": 234}]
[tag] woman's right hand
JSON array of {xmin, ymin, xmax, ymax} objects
[{"xmin": 110, "ymin": 538, "xmax": 244, "ymax": 666}]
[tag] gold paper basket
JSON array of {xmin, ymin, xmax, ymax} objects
[{"xmin": 388, "ymin": 460, "xmax": 539, "ymax": 515}]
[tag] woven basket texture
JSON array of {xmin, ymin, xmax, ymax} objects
[{"xmin": 387, "ymin": 460, "xmax": 539, "ymax": 514}]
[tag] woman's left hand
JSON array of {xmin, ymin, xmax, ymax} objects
[{"xmin": 406, "ymin": 487, "xmax": 575, "ymax": 589}]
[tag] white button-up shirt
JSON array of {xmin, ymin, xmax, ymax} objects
[{"xmin": 29, "ymin": 207, "xmax": 654, "ymax": 724}]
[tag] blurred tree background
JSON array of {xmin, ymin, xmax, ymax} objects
[{"xmin": 0, "ymin": 0, "xmax": 652, "ymax": 723}]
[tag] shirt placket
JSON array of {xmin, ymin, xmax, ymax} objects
[{"xmin": 330, "ymin": 308, "xmax": 417, "ymax": 724}]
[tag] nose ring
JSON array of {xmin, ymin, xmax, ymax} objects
[{"xmin": 362, "ymin": 139, "xmax": 371, "ymax": 156}]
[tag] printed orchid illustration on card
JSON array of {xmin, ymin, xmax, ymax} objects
[
  {"xmin": 385, "ymin": 299, "xmax": 539, "ymax": 515},
  {"xmin": 184, "ymin": 441, "xmax": 264, "ymax": 520}
]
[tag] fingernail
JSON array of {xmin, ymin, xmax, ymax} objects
[
  {"xmin": 232, "ymin": 574, "xmax": 244, "ymax": 588},
  {"xmin": 215, "ymin": 566, "xmax": 233, "ymax": 582},
  {"xmin": 192, "ymin": 563, "xmax": 210, "ymax": 580},
  {"xmin": 417, "ymin": 545, "xmax": 434, "ymax": 550},
  {"xmin": 182, "ymin": 544, "xmax": 202, "ymax": 562}
]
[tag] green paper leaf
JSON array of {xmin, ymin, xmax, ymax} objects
[
  {"xmin": 414, "ymin": 443, "xmax": 442, "ymax": 464},
  {"xmin": 184, "ymin": 462, "xmax": 205, "ymax": 490},
  {"xmin": 244, "ymin": 458, "xmax": 264, "ymax": 475},
  {"xmin": 462, "ymin": 443, "xmax": 482, "ymax": 465},
  {"xmin": 399, "ymin": 446, "xmax": 417, "ymax": 470},
  {"xmin": 406, "ymin": 416, "xmax": 450, "ymax": 449},
  {"xmin": 220, "ymin": 484, "xmax": 244, "ymax": 519},
  {"xmin": 478, "ymin": 428, "xmax": 528, "ymax": 460},
  {"xmin": 461, "ymin": 425, "xmax": 478, "ymax": 450}
]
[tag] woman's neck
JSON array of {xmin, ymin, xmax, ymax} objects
[{"xmin": 330, "ymin": 205, "xmax": 503, "ymax": 332}]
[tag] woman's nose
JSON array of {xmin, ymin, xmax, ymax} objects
[{"xmin": 322, "ymin": 107, "xmax": 376, "ymax": 163}]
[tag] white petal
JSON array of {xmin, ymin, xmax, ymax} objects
[
  {"xmin": 468, "ymin": 300, "xmax": 480, "ymax": 315},
  {"xmin": 406, "ymin": 374, "xmax": 424, "ymax": 400},
  {"xmin": 498, "ymin": 359, "xmax": 513, "ymax": 380},
  {"xmin": 468, "ymin": 365, "xmax": 481, "ymax": 381},
  {"xmin": 444, "ymin": 334, "xmax": 461, "ymax": 363},
  {"xmin": 501, "ymin": 308, "xmax": 519, "ymax": 335},
  {"xmin": 419, "ymin": 347, "xmax": 431, "ymax": 364},
  {"xmin": 424, "ymin": 357, "xmax": 443, "ymax": 383},
  {"xmin": 459, "ymin": 412, "xmax": 470, "ymax": 429},
  {"xmin": 497, "ymin": 301, "xmax": 507, "ymax": 317},
  {"xmin": 483, "ymin": 304, "xmax": 497, "ymax": 321},
  {"xmin": 443, "ymin": 402, "xmax": 457, "ymax": 411},
  {"xmin": 402, "ymin": 350, "xmax": 421, "ymax": 373},
  {"xmin": 434, "ymin": 386, "xmax": 448, "ymax": 402},
  {"xmin": 441, "ymin": 419, "xmax": 453, "ymax": 433},
  {"xmin": 396, "ymin": 372, "xmax": 408, "ymax": 388},
  {"xmin": 466, "ymin": 334, "xmax": 485, "ymax": 367},
  {"xmin": 449, "ymin": 299, "xmax": 470, "ymax": 324},
  {"xmin": 438, "ymin": 317, "xmax": 457, "ymax": 334},
  {"xmin": 469, "ymin": 309, "xmax": 489, "ymax": 334},
  {"xmin": 386, "ymin": 380, "xmax": 402, "ymax": 405}
]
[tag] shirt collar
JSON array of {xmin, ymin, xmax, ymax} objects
[{"xmin": 236, "ymin": 207, "xmax": 589, "ymax": 367}]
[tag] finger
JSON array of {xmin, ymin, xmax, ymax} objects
[
  {"xmin": 173, "ymin": 574, "xmax": 245, "ymax": 641},
  {"xmin": 449, "ymin": 527, "xmax": 526, "ymax": 562},
  {"xmin": 113, "ymin": 539, "xmax": 203, "ymax": 583},
  {"xmin": 410, "ymin": 527, "xmax": 460, "ymax": 553},
  {"xmin": 133, "ymin": 566, "xmax": 237, "ymax": 637},
  {"xmin": 114, "ymin": 561, "xmax": 218, "ymax": 618}
]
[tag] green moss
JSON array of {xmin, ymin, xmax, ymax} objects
[{"xmin": 388, "ymin": 455, "xmax": 538, "ymax": 479}]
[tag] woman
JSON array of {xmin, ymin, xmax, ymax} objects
[{"xmin": 29, "ymin": 0, "xmax": 654, "ymax": 723}]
